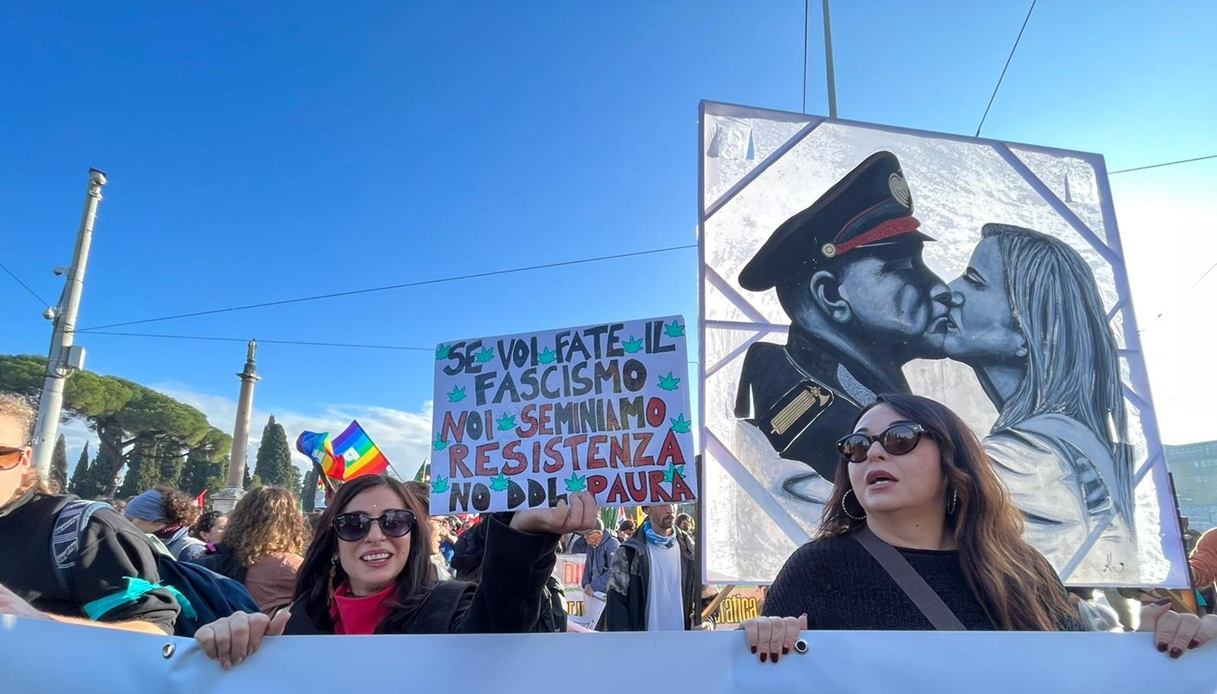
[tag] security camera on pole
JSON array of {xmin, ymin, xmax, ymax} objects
[{"xmin": 31, "ymin": 168, "xmax": 107, "ymax": 479}]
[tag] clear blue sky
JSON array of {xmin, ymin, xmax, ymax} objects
[{"xmin": 2, "ymin": 1, "xmax": 1214, "ymax": 465}]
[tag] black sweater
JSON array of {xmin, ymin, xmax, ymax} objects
[{"xmin": 763, "ymin": 532, "xmax": 1083, "ymax": 631}]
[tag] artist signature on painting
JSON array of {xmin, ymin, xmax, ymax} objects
[{"xmin": 1102, "ymin": 553, "xmax": 1126, "ymax": 574}]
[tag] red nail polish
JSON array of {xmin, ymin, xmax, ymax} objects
[
  {"xmin": 1152, "ymin": 598, "xmax": 1172, "ymax": 606},
  {"xmin": 1189, "ymin": 640, "xmax": 1200, "ymax": 649},
  {"xmin": 1170, "ymin": 648, "xmax": 1182, "ymax": 659},
  {"xmin": 750, "ymin": 646, "xmax": 757, "ymax": 654},
  {"xmin": 1157, "ymin": 643, "xmax": 1168, "ymax": 652},
  {"xmin": 760, "ymin": 653, "xmax": 767, "ymax": 663},
  {"xmin": 772, "ymin": 653, "xmax": 779, "ymax": 664},
  {"xmin": 782, "ymin": 647, "xmax": 789, "ymax": 655}
]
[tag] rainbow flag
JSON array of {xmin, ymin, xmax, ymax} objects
[
  {"xmin": 297, "ymin": 430, "xmax": 344, "ymax": 480},
  {"xmin": 331, "ymin": 420, "xmax": 390, "ymax": 480}
]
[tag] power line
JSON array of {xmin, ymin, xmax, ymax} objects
[
  {"xmin": 1110, "ymin": 154, "xmax": 1217, "ymax": 175},
  {"xmin": 802, "ymin": 0, "xmax": 809, "ymax": 114},
  {"xmin": 0, "ymin": 261, "xmax": 50, "ymax": 308},
  {"xmin": 81, "ymin": 243, "xmax": 698, "ymax": 332},
  {"xmin": 975, "ymin": 0, "xmax": 1037, "ymax": 137}
]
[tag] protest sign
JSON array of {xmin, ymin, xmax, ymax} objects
[
  {"xmin": 4, "ymin": 616, "xmax": 1217, "ymax": 693},
  {"xmin": 698, "ymin": 101, "xmax": 1187, "ymax": 587},
  {"xmin": 552, "ymin": 553, "xmax": 596, "ymax": 628},
  {"xmin": 431, "ymin": 315, "xmax": 696, "ymax": 514}
]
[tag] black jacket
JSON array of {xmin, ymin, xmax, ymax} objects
[
  {"xmin": 195, "ymin": 544, "xmax": 248, "ymax": 583},
  {"xmin": 283, "ymin": 514, "xmax": 558, "ymax": 634},
  {"xmin": 601, "ymin": 527, "xmax": 699, "ymax": 631},
  {"xmin": 0, "ymin": 492, "xmax": 180, "ymax": 633}
]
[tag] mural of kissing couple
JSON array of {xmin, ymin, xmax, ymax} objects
[{"xmin": 731, "ymin": 150, "xmax": 1134, "ymax": 578}]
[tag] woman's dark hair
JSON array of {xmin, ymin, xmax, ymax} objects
[
  {"xmin": 192, "ymin": 510, "xmax": 225, "ymax": 539},
  {"xmin": 295, "ymin": 474, "xmax": 436, "ymax": 634},
  {"xmin": 155, "ymin": 485, "xmax": 201, "ymax": 527},
  {"xmin": 819, "ymin": 393, "xmax": 1078, "ymax": 631}
]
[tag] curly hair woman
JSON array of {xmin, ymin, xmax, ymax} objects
[
  {"xmin": 197, "ymin": 486, "xmax": 309, "ymax": 613},
  {"xmin": 125, "ymin": 486, "xmax": 205, "ymax": 561}
]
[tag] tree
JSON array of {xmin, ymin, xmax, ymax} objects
[
  {"xmin": 118, "ymin": 439, "xmax": 160, "ymax": 498},
  {"xmin": 242, "ymin": 461, "xmax": 252, "ymax": 489},
  {"xmin": 86, "ymin": 445, "xmax": 118, "ymax": 500},
  {"xmin": 0, "ymin": 355, "xmax": 212, "ymax": 497},
  {"xmin": 68, "ymin": 443, "xmax": 92, "ymax": 496},
  {"xmin": 253, "ymin": 416, "xmax": 298, "ymax": 490},
  {"xmin": 49, "ymin": 434, "xmax": 69, "ymax": 493},
  {"xmin": 180, "ymin": 428, "xmax": 232, "ymax": 497},
  {"xmin": 301, "ymin": 467, "xmax": 319, "ymax": 512}
]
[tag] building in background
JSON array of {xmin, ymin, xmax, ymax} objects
[{"xmin": 1166, "ymin": 441, "xmax": 1217, "ymax": 532}]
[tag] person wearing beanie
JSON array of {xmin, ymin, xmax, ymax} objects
[{"xmin": 126, "ymin": 487, "xmax": 205, "ymax": 561}]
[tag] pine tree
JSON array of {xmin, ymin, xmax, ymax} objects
[
  {"xmin": 49, "ymin": 434, "xmax": 69, "ymax": 493},
  {"xmin": 180, "ymin": 448, "xmax": 212, "ymax": 497},
  {"xmin": 118, "ymin": 440, "xmax": 160, "ymax": 498},
  {"xmin": 242, "ymin": 461, "xmax": 252, "ymax": 489},
  {"xmin": 68, "ymin": 443, "xmax": 92, "ymax": 496},
  {"xmin": 86, "ymin": 445, "xmax": 116, "ymax": 499},
  {"xmin": 253, "ymin": 416, "xmax": 295, "ymax": 488},
  {"xmin": 301, "ymin": 468, "xmax": 319, "ymax": 512}
]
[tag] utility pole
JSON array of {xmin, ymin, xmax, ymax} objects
[
  {"xmin": 212, "ymin": 340, "xmax": 260, "ymax": 513},
  {"xmin": 822, "ymin": 0, "xmax": 838, "ymax": 118},
  {"xmin": 32, "ymin": 168, "xmax": 107, "ymax": 479}
]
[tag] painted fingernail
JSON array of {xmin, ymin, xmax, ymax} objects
[
  {"xmin": 772, "ymin": 653, "xmax": 779, "ymax": 664},
  {"xmin": 1189, "ymin": 640, "xmax": 1199, "ymax": 649},
  {"xmin": 1153, "ymin": 598, "xmax": 1172, "ymax": 606},
  {"xmin": 1170, "ymin": 648, "xmax": 1182, "ymax": 659},
  {"xmin": 782, "ymin": 647, "xmax": 789, "ymax": 655},
  {"xmin": 1157, "ymin": 642, "xmax": 1168, "ymax": 652},
  {"xmin": 760, "ymin": 652, "xmax": 767, "ymax": 662},
  {"xmin": 750, "ymin": 646, "xmax": 757, "ymax": 654}
]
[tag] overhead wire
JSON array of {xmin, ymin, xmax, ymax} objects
[
  {"xmin": 0, "ymin": 261, "xmax": 51, "ymax": 308},
  {"xmin": 1110, "ymin": 154, "xmax": 1217, "ymax": 175},
  {"xmin": 975, "ymin": 0, "xmax": 1038, "ymax": 137}
]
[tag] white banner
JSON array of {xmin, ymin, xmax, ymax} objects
[
  {"xmin": 431, "ymin": 315, "xmax": 696, "ymax": 514},
  {"xmin": 3, "ymin": 616, "xmax": 1216, "ymax": 693}
]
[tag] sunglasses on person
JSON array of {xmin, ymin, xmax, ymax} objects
[
  {"xmin": 0, "ymin": 445, "xmax": 28, "ymax": 471},
  {"xmin": 332, "ymin": 509, "xmax": 416, "ymax": 542},
  {"xmin": 836, "ymin": 423, "xmax": 928, "ymax": 463}
]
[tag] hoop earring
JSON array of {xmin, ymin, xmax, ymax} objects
[
  {"xmin": 946, "ymin": 488, "xmax": 959, "ymax": 515},
  {"xmin": 842, "ymin": 489, "xmax": 866, "ymax": 521}
]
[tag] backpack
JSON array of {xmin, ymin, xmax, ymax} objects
[{"xmin": 51, "ymin": 500, "xmax": 261, "ymax": 636}]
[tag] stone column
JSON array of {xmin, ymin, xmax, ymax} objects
[{"xmin": 212, "ymin": 340, "xmax": 260, "ymax": 513}]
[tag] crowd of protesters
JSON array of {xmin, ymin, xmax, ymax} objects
[{"xmin": 2, "ymin": 391, "xmax": 1217, "ymax": 670}]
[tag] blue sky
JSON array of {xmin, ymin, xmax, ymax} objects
[{"xmin": 2, "ymin": 1, "xmax": 1214, "ymax": 473}]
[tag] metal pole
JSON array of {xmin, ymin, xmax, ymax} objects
[
  {"xmin": 821, "ymin": 0, "xmax": 838, "ymax": 118},
  {"xmin": 32, "ymin": 168, "xmax": 107, "ymax": 478}
]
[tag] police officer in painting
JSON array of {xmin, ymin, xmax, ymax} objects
[{"xmin": 734, "ymin": 151, "xmax": 953, "ymax": 489}]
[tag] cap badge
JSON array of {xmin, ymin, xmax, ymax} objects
[
  {"xmin": 889, "ymin": 173, "xmax": 912, "ymax": 209},
  {"xmin": 821, "ymin": 243, "xmax": 837, "ymax": 258}
]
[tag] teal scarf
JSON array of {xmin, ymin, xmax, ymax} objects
[{"xmin": 642, "ymin": 520, "xmax": 675, "ymax": 549}]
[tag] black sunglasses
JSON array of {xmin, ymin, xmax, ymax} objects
[
  {"xmin": 332, "ymin": 509, "xmax": 416, "ymax": 542},
  {"xmin": 837, "ymin": 423, "xmax": 928, "ymax": 463}
]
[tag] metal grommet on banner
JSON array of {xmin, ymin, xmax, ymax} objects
[
  {"xmin": 161, "ymin": 643, "xmax": 176, "ymax": 659},
  {"xmin": 793, "ymin": 639, "xmax": 809, "ymax": 654}
]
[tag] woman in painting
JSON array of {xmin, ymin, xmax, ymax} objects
[{"xmin": 942, "ymin": 223, "xmax": 1134, "ymax": 573}]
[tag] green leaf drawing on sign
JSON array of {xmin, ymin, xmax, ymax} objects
[
  {"xmin": 538, "ymin": 347, "xmax": 557, "ymax": 364},
  {"xmin": 447, "ymin": 386, "xmax": 467, "ymax": 403},
  {"xmin": 432, "ymin": 434, "xmax": 448, "ymax": 451},
  {"xmin": 669, "ymin": 414, "xmax": 692, "ymax": 434},
  {"xmin": 435, "ymin": 344, "xmax": 452, "ymax": 360},
  {"xmin": 431, "ymin": 476, "xmax": 450, "ymax": 494},
  {"xmin": 475, "ymin": 347, "xmax": 494, "ymax": 364},
  {"xmin": 490, "ymin": 472, "xmax": 509, "ymax": 492},
  {"xmin": 662, "ymin": 462, "xmax": 685, "ymax": 484},
  {"xmin": 623, "ymin": 335, "xmax": 644, "ymax": 354},
  {"xmin": 496, "ymin": 414, "xmax": 516, "ymax": 431},
  {"xmin": 565, "ymin": 473, "xmax": 587, "ymax": 492},
  {"xmin": 664, "ymin": 319, "xmax": 685, "ymax": 338},
  {"xmin": 657, "ymin": 372, "xmax": 681, "ymax": 391}
]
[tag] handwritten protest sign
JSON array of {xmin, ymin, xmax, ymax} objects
[{"xmin": 431, "ymin": 315, "xmax": 696, "ymax": 514}]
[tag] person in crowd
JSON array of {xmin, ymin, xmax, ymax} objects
[
  {"xmin": 1190, "ymin": 528, "xmax": 1217, "ymax": 591},
  {"xmin": 0, "ymin": 394, "xmax": 179, "ymax": 634},
  {"xmin": 449, "ymin": 514, "xmax": 488, "ymax": 583},
  {"xmin": 194, "ymin": 475, "xmax": 598, "ymax": 668},
  {"xmin": 197, "ymin": 486, "xmax": 308, "ymax": 613},
  {"xmin": 568, "ymin": 530, "xmax": 589, "ymax": 555},
  {"xmin": 616, "ymin": 519, "xmax": 636, "ymax": 544},
  {"xmin": 675, "ymin": 513, "xmax": 695, "ymax": 536},
  {"xmin": 192, "ymin": 510, "xmax": 228, "ymax": 550},
  {"xmin": 125, "ymin": 486, "xmax": 206, "ymax": 561},
  {"xmin": 743, "ymin": 393, "xmax": 1216, "ymax": 663},
  {"xmin": 107, "ymin": 498, "xmax": 127, "ymax": 516},
  {"xmin": 601, "ymin": 503, "xmax": 699, "ymax": 631},
  {"xmin": 580, "ymin": 519, "xmax": 620, "ymax": 627}
]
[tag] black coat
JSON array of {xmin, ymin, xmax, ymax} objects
[
  {"xmin": 601, "ymin": 528, "xmax": 698, "ymax": 631},
  {"xmin": 283, "ymin": 514, "xmax": 557, "ymax": 634}
]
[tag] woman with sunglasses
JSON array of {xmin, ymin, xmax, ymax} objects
[
  {"xmin": 195, "ymin": 474, "xmax": 599, "ymax": 668},
  {"xmin": 742, "ymin": 394, "xmax": 1216, "ymax": 662}
]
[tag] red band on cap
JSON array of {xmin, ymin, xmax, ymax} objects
[{"xmin": 834, "ymin": 216, "xmax": 921, "ymax": 256}]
